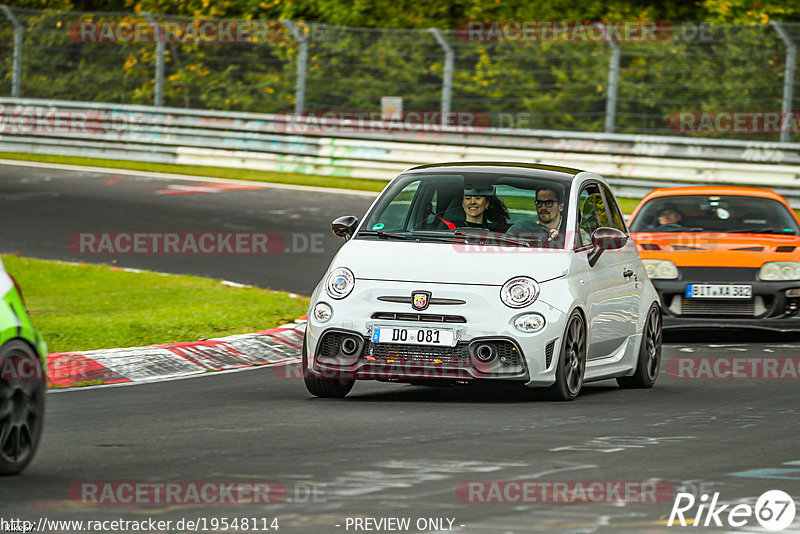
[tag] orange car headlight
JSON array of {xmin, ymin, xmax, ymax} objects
[
  {"xmin": 759, "ymin": 262, "xmax": 800, "ymax": 281},
  {"xmin": 643, "ymin": 260, "xmax": 678, "ymax": 280}
]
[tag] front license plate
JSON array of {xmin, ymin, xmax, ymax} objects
[
  {"xmin": 372, "ymin": 327, "xmax": 455, "ymax": 346},
  {"xmin": 686, "ymin": 284, "xmax": 752, "ymax": 299}
]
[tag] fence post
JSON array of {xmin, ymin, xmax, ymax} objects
[
  {"xmin": 282, "ymin": 20, "xmax": 307, "ymax": 114},
  {"xmin": 770, "ymin": 21, "xmax": 796, "ymax": 144},
  {"xmin": 604, "ymin": 24, "xmax": 620, "ymax": 134},
  {"xmin": 429, "ymin": 28, "xmax": 454, "ymax": 122},
  {"xmin": 142, "ymin": 12, "xmax": 165, "ymax": 107},
  {"xmin": 0, "ymin": 4, "xmax": 23, "ymax": 97}
]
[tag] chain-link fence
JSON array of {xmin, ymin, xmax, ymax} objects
[{"xmin": 1, "ymin": 7, "xmax": 798, "ymax": 142}]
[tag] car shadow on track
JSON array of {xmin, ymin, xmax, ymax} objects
[
  {"xmin": 664, "ymin": 329, "xmax": 800, "ymax": 344},
  {"xmin": 338, "ymin": 382, "xmax": 626, "ymax": 404}
]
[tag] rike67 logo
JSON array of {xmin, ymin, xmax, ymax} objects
[{"xmin": 668, "ymin": 490, "xmax": 796, "ymax": 531}]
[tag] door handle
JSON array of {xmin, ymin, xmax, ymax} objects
[{"xmin": 623, "ymin": 269, "xmax": 634, "ymax": 278}]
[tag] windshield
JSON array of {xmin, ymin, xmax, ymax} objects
[
  {"xmin": 629, "ymin": 194, "xmax": 800, "ymax": 235},
  {"xmin": 358, "ymin": 172, "xmax": 572, "ymax": 248}
]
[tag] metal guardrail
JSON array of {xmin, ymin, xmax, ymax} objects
[{"xmin": 2, "ymin": 97, "xmax": 800, "ymax": 205}]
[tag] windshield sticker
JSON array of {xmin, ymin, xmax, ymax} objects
[{"xmin": 372, "ymin": 223, "xmax": 385, "ymax": 231}]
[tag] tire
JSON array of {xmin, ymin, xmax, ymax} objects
[
  {"xmin": 0, "ymin": 340, "xmax": 46, "ymax": 476},
  {"xmin": 547, "ymin": 311, "xmax": 586, "ymax": 401},
  {"xmin": 302, "ymin": 338, "xmax": 355, "ymax": 398},
  {"xmin": 617, "ymin": 304, "xmax": 662, "ymax": 389}
]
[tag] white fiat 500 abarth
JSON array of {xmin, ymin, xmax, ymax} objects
[{"xmin": 303, "ymin": 162, "xmax": 661, "ymax": 400}]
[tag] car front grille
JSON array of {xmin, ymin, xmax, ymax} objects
[
  {"xmin": 678, "ymin": 297, "xmax": 757, "ymax": 316},
  {"xmin": 318, "ymin": 332, "xmax": 347, "ymax": 357},
  {"xmin": 367, "ymin": 342, "xmax": 472, "ymax": 367},
  {"xmin": 492, "ymin": 341, "xmax": 522, "ymax": 366},
  {"xmin": 678, "ymin": 267, "xmax": 758, "ymax": 282},
  {"xmin": 371, "ymin": 312, "xmax": 467, "ymax": 323}
]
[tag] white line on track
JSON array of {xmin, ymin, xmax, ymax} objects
[{"xmin": 47, "ymin": 357, "xmax": 301, "ymax": 394}]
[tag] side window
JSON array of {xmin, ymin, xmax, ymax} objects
[
  {"xmin": 577, "ymin": 184, "xmax": 608, "ymax": 247},
  {"xmin": 601, "ymin": 185, "xmax": 628, "ymax": 233}
]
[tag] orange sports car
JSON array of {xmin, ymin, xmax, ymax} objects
[{"xmin": 627, "ymin": 186, "xmax": 800, "ymax": 331}]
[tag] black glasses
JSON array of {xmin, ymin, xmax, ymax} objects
[{"xmin": 535, "ymin": 200, "xmax": 557, "ymax": 208}]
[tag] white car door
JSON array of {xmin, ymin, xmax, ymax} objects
[
  {"xmin": 601, "ymin": 183, "xmax": 642, "ymax": 337},
  {"xmin": 577, "ymin": 183, "xmax": 636, "ymax": 360}
]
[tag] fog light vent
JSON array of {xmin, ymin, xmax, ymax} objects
[{"xmin": 545, "ymin": 340, "xmax": 556, "ymax": 368}]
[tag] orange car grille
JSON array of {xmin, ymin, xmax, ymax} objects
[{"xmin": 679, "ymin": 297, "xmax": 756, "ymax": 316}]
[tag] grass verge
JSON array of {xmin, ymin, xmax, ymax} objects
[{"xmin": 2, "ymin": 254, "xmax": 309, "ymax": 354}]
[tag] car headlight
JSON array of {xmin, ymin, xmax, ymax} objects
[
  {"xmin": 325, "ymin": 267, "xmax": 355, "ymax": 299},
  {"xmin": 500, "ymin": 277, "xmax": 539, "ymax": 308},
  {"xmin": 643, "ymin": 260, "xmax": 679, "ymax": 280},
  {"xmin": 759, "ymin": 261, "xmax": 800, "ymax": 281},
  {"xmin": 514, "ymin": 313, "xmax": 545, "ymax": 332},
  {"xmin": 313, "ymin": 302, "xmax": 333, "ymax": 322}
]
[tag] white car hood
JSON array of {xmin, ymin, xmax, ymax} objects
[{"xmin": 332, "ymin": 239, "xmax": 569, "ymax": 285}]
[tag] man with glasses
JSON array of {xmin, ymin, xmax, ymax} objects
[
  {"xmin": 507, "ymin": 186, "xmax": 566, "ymax": 243},
  {"xmin": 535, "ymin": 188, "xmax": 565, "ymax": 238}
]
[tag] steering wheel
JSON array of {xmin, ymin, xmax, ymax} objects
[
  {"xmin": 507, "ymin": 222, "xmax": 552, "ymax": 241},
  {"xmin": 654, "ymin": 223, "xmax": 683, "ymax": 231}
]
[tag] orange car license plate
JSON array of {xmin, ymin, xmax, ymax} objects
[{"xmin": 686, "ymin": 284, "xmax": 752, "ymax": 299}]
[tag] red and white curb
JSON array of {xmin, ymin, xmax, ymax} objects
[{"xmin": 46, "ymin": 318, "xmax": 306, "ymax": 388}]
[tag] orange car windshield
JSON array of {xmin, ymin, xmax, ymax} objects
[{"xmin": 629, "ymin": 195, "xmax": 800, "ymax": 235}]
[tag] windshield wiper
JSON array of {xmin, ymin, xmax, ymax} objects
[
  {"xmin": 408, "ymin": 230, "xmax": 534, "ymax": 247},
  {"xmin": 405, "ymin": 231, "xmax": 470, "ymax": 244},
  {"xmin": 357, "ymin": 230, "xmax": 415, "ymax": 240},
  {"xmin": 651, "ymin": 226, "xmax": 705, "ymax": 233},
  {"xmin": 452, "ymin": 230, "xmax": 533, "ymax": 248},
  {"xmin": 726, "ymin": 227, "xmax": 795, "ymax": 235}
]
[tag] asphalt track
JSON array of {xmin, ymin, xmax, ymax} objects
[
  {"xmin": 1, "ymin": 162, "xmax": 800, "ymax": 533},
  {"xmin": 0, "ymin": 161, "xmax": 376, "ymax": 294}
]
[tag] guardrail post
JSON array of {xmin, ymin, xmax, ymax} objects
[
  {"xmin": 142, "ymin": 12, "xmax": 165, "ymax": 107},
  {"xmin": 604, "ymin": 24, "xmax": 621, "ymax": 134},
  {"xmin": 282, "ymin": 20, "xmax": 307, "ymax": 114},
  {"xmin": 770, "ymin": 21, "xmax": 796, "ymax": 144},
  {"xmin": 0, "ymin": 4, "xmax": 23, "ymax": 97},
  {"xmin": 429, "ymin": 28, "xmax": 454, "ymax": 122}
]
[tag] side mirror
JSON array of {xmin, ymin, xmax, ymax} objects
[
  {"xmin": 588, "ymin": 227, "xmax": 628, "ymax": 267},
  {"xmin": 332, "ymin": 215, "xmax": 359, "ymax": 241}
]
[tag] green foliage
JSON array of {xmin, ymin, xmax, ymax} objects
[{"xmin": 0, "ymin": 2, "xmax": 797, "ymax": 140}]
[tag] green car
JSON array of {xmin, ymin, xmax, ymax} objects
[{"xmin": 0, "ymin": 258, "xmax": 47, "ymax": 475}]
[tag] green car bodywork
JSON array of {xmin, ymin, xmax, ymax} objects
[
  {"xmin": 1, "ymin": 284, "xmax": 48, "ymax": 360},
  {"xmin": 0, "ymin": 260, "xmax": 47, "ymax": 476}
]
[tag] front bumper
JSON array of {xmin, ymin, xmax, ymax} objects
[
  {"xmin": 312, "ymin": 329, "xmax": 539, "ymax": 382},
  {"xmin": 652, "ymin": 268, "xmax": 800, "ymax": 331},
  {"xmin": 306, "ymin": 279, "xmax": 568, "ymax": 387}
]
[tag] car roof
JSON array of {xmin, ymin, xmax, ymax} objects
[
  {"xmin": 402, "ymin": 161, "xmax": 583, "ymax": 183},
  {"xmin": 643, "ymin": 185, "xmax": 785, "ymax": 200}
]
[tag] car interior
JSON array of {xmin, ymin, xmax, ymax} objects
[{"xmin": 632, "ymin": 195, "xmax": 799, "ymax": 234}]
